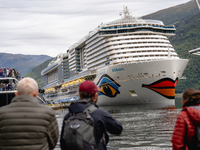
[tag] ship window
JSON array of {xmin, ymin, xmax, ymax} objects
[{"xmin": 129, "ymin": 90, "xmax": 138, "ymax": 97}]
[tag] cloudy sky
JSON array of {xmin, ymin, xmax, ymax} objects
[{"xmin": 0, "ymin": 0, "xmax": 191, "ymax": 57}]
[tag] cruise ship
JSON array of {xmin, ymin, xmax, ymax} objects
[{"xmin": 41, "ymin": 7, "xmax": 188, "ymax": 106}]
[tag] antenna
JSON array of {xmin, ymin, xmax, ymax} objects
[
  {"xmin": 195, "ymin": 0, "xmax": 200, "ymax": 12},
  {"xmin": 120, "ymin": 6, "xmax": 131, "ymax": 18}
]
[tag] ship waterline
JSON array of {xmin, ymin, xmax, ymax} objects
[{"xmin": 41, "ymin": 7, "xmax": 188, "ymax": 106}]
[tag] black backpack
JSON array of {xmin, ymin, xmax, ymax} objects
[
  {"xmin": 188, "ymin": 106, "xmax": 200, "ymax": 150},
  {"xmin": 62, "ymin": 105, "xmax": 97, "ymax": 150}
]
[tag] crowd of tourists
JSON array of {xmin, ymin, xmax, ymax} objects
[
  {"xmin": 0, "ymin": 82, "xmax": 16, "ymax": 91},
  {"xmin": 0, "ymin": 67, "xmax": 21, "ymax": 79}
]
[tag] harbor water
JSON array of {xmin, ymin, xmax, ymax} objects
[{"xmin": 54, "ymin": 98, "xmax": 182, "ymax": 150}]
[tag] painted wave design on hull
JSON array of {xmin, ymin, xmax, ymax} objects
[
  {"xmin": 142, "ymin": 78, "xmax": 178, "ymax": 99},
  {"xmin": 97, "ymin": 74, "xmax": 121, "ymax": 97}
]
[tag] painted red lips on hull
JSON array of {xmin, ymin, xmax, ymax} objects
[{"xmin": 142, "ymin": 77, "xmax": 178, "ymax": 99}]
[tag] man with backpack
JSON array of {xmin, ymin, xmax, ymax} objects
[{"xmin": 60, "ymin": 80, "xmax": 123, "ymax": 150}]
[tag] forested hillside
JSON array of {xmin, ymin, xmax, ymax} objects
[
  {"xmin": 170, "ymin": 13, "xmax": 200, "ymax": 93},
  {"xmin": 24, "ymin": 58, "xmax": 53, "ymax": 88}
]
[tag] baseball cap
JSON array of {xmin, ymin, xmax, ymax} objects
[{"xmin": 79, "ymin": 80, "xmax": 101, "ymax": 95}]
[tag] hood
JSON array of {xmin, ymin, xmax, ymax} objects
[
  {"xmin": 68, "ymin": 98, "xmax": 98, "ymax": 114},
  {"xmin": 184, "ymin": 105, "xmax": 200, "ymax": 124}
]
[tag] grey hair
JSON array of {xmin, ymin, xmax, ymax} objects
[{"xmin": 17, "ymin": 77, "xmax": 38, "ymax": 95}]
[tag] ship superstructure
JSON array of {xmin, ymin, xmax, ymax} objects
[{"xmin": 41, "ymin": 7, "xmax": 188, "ymax": 106}]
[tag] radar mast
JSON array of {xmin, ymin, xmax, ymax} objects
[{"xmin": 120, "ymin": 6, "xmax": 131, "ymax": 18}]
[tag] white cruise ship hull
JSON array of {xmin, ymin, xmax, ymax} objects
[
  {"xmin": 95, "ymin": 59, "xmax": 188, "ymax": 106},
  {"xmin": 51, "ymin": 59, "xmax": 188, "ymax": 106}
]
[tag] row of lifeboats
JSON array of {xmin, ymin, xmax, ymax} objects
[
  {"xmin": 61, "ymin": 77, "xmax": 84, "ymax": 88},
  {"xmin": 44, "ymin": 77, "xmax": 85, "ymax": 93}
]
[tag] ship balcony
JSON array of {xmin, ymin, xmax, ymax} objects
[
  {"xmin": 85, "ymin": 33, "xmax": 99, "ymax": 44},
  {"xmin": 87, "ymin": 54, "xmax": 109, "ymax": 64},
  {"xmin": 63, "ymin": 65, "xmax": 69, "ymax": 69},
  {"xmin": 69, "ymin": 60, "xmax": 78, "ymax": 66},
  {"xmin": 86, "ymin": 40, "xmax": 105, "ymax": 53},
  {"xmin": 69, "ymin": 64, "xmax": 77, "ymax": 69},
  {"xmin": 110, "ymin": 51, "xmax": 178, "ymax": 59},
  {"xmin": 87, "ymin": 58, "xmax": 108, "ymax": 68},
  {"xmin": 62, "ymin": 60, "xmax": 69, "ymax": 64},
  {"xmin": 105, "ymin": 39, "xmax": 170, "ymax": 47},
  {"xmin": 87, "ymin": 44, "xmax": 107, "ymax": 56},
  {"xmin": 85, "ymin": 37, "xmax": 104, "ymax": 49},
  {"xmin": 108, "ymin": 47, "xmax": 175, "ymax": 55},
  {"xmin": 69, "ymin": 56, "xmax": 80, "ymax": 62},
  {"xmin": 87, "ymin": 49, "xmax": 108, "ymax": 61}
]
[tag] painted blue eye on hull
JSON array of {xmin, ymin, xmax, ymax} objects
[
  {"xmin": 97, "ymin": 74, "xmax": 121, "ymax": 98},
  {"xmin": 99, "ymin": 78, "xmax": 119, "ymax": 90}
]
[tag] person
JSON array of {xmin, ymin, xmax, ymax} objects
[
  {"xmin": 0, "ymin": 68, "xmax": 3, "ymax": 77},
  {"xmin": 0, "ymin": 82, "xmax": 3, "ymax": 91},
  {"xmin": 60, "ymin": 80, "xmax": 123, "ymax": 150},
  {"xmin": 2, "ymin": 83, "xmax": 6, "ymax": 91},
  {"xmin": 0, "ymin": 77, "xmax": 59, "ymax": 150},
  {"xmin": 3, "ymin": 67, "xmax": 6, "ymax": 77},
  {"xmin": 171, "ymin": 88, "xmax": 200, "ymax": 150},
  {"xmin": 6, "ymin": 68, "xmax": 9, "ymax": 77},
  {"xmin": 12, "ymin": 81, "xmax": 16, "ymax": 90},
  {"xmin": 8, "ymin": 82, "xmax": 12, "ymax": 90}
]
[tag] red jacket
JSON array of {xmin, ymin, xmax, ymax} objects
[{"xmin": 171, "ymin": 106, "xmax": 200, "ymax": 150}]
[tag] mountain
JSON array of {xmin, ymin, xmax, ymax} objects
[
  {"xmin": 142, "ymin": 0, "xmax": 199, "ymax": 25},
  {"xmin": 24, "ymin": 58, "xmax": 53, "ymax": 88},
  {"xmin": 0, "ymin": 53, "xmax": 52, "ymax": 76}
]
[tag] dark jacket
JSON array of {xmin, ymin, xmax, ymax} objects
[
  {"xmin": 0, "ymin": 95, "xmax": 59, "ymax": 150},
  {"xmin": 60, "ymin": 99, "xmax": 123, "ymax": 150},
  {"xmin": 171, "ymin": 105, "xmax": 200, "ymax": 150}
]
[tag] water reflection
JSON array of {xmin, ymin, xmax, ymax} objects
[{"xmin": 54, "ymin": 99, "xmax": 182, "ymax": 150}]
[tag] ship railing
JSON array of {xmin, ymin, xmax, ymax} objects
[
  {"xmin": 102, "ymin": 23, "xmax": 175, "ymax": 30},
  {"xmin": 110, "ymin": 56, "xmax": 180, "ymax": 65}
]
